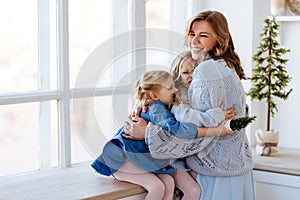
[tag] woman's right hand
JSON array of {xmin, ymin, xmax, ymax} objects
[{"xmin": 122, "ymin": 116, "xmax": 148, "ymax": 140}]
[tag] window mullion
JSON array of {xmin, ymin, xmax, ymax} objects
[
  {"xmin": 38, "ymin": 0, "xmax": 51, "ymax": 170},
  {"xmin": 186, "ymin": 0, "xmax": 203, "ymax": 17},
  {"xmin": 56, "ymin": 0, "xmax": 71, "ymax": 168},
  {"xmin": 129, "ymin": 0, "xmax": 146, "ymax": 76}
]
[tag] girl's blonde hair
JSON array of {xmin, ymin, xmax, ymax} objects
[
  {"xmin": 135, "ymin": 70, "xmax": 172, "ymax": 106},
  {"xmin": 185, "ymin": 10, "xmax": 246, "ymax": 80},
  {"xmin": 170, "ymin": 51, "xmax": 196, "ymax": 88}
]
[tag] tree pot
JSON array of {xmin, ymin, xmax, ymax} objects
[{"xmin": 255, "ymin": 129, "xmax": 279, "ymax": 156}]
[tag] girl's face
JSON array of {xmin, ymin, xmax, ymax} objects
[
  {"xmin": 180, "ymin": 57, "xmax": 195, "ymax": 87},
  {"xmin": 152, "ymin": 76, "xmax": 178, "ymax": 106},
  {"xmin": 188, "ymin": 20, "xmax": 217, "ymax": 60}
]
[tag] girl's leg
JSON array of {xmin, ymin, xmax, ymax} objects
[
  {"xmin": 189, "ymin": 170, "xmax": 198, "ymax": 179},
  {"xmin": 157, "ymin": 173, "xmax": 175, "ymax": 200},
  {"xmin": 172, "ymin": 171, "xmax": 201, "ymax": 200},
  {"xmin": 114, "ymin": 160, "xmax": 165, "ymax": 200}
]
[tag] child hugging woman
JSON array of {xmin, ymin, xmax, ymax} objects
[{"xmin": 91, "ymin": 70, "xmax": 232, "ymax": 200}]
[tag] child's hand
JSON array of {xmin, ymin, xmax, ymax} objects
[
  {"xmin": 129, "ymin": 105, "xmax": 142, "ymax": 119},
  {"xmin": 220, "ymin": 102, "xmax": 236, "ymax": 120},
  {"xmin": 129, "ymin": 104, "xmax": 148, "ymax": 119}
]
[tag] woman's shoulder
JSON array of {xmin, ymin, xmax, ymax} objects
[{"xmin": 193, "ymin": 59, "xmax": 233, "ymax": 80}]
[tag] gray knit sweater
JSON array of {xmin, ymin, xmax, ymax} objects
[{"xmin": 145, "ymin": 59, "xmax": 254, "ymax": 177}]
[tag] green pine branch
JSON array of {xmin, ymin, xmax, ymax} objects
[{"xmin": 229, "ymin": 116, "xmax": 257, "ymax": 131}]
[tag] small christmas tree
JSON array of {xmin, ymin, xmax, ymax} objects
[{"xmin": 247, "ymin": 16, "xmax": 292, "ymax": 131}]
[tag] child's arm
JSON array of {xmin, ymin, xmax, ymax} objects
[
  {"xmin": 149, "ymin": 103, "xmax": 233, "ymax": 140},
  {"xmin": 149, "ymin": 103, "xmax": 199, "ymax": 139},
  {"xmin": 171, "ymin": 103, "xmax": 236, "ymax": 128},
  {"xmin": 171, "ymin": 103, "xmax": 224, "ymax": 127},
  {"xmin": 197, "ymin": 120, "xmax": 233, "ymax": 137}
]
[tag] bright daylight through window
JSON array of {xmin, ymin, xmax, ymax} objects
[{"xmin": 0, "ymin": 0, "xmax": 195, "ymax": 177}]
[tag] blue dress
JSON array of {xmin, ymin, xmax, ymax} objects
[
  {"xmin": 196, "ymin": 171, "xmax": 255, "ymax": 200},
  {"xmin": 91, "ymin": 101, "xmax": 198, "ymax": 176}
]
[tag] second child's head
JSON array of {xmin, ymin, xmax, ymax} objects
[
  {"xmin": 170, "ymin": 51, "xmax": 196, "ymax": 89},
  {"xmin": 135, "ymin": 70, "xmax": 178, "ymax": 108}
]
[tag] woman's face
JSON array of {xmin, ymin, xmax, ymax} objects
[
  {"xmin": 188, "ymin": 20, "xmax": 217, "ymax": 60},
  {"xmin": 180, "ymin": 57, "xmax": 195, "ymax": 87}
]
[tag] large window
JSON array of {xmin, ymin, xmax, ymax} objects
[{"xmin": 0, "ymin": 0, "xmax": 196, "ymax": 176}]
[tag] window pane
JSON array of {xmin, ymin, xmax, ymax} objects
[
  {"xmin": 71, "ymin": 94, "xmax": 132, "ymax": 161},
  {"xmin": 146, "ymin": 0, "xmax": 181, "ymax": 72},
  {"xmin": 146, "ymin": 0, "xmax": 170, "ymax": 29},
  {"xmin": 69, "ymin": 0, "xmax": 113, "ymax": 88},
  {"xmin": 0, "ymin": 0, "xmax": 57, "ymax": 93},
  {"xmin": 0, "ymin": 101, "xmax": 58, "ymax": 176},
  {"xmin": 0, "ymin": 103, "xmax": 39, "ymax": 175}
]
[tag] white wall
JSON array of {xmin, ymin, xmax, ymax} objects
[
  {"xmin": 251, "ymin": 0, "xmax": 300, "ymax": 149},
  {"xmin": 272, "ymin": 19, "xmax": 300, "ymax": 149},
  {"xmin": 195, "ymin": 0, "xmax": 300, "ymax": 149}
]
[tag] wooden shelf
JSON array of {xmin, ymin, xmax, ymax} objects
[
  {"xmin": 251, "ymin": 146, "xmax": 300, "ymax": 176},
  {"xmin": 276, "ymin": 16, "xmax": 300, "ymax": 22}
]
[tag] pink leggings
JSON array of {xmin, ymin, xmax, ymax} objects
[
  {"xmin": 114, "ymin": 160, "xmax": 175, "ymax": 200},
  {"xmin": 172, "ymin": 170, "xmax": 201, "ymax": 200}
]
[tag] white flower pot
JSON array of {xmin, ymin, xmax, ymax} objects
[{"xmin": 255, "ymin": 129, "xmax": 279, "ymax": 156}]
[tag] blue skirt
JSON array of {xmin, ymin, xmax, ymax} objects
[{"xmin": 197, "ymin": 171, "xmax": 255, "ymax": 200}]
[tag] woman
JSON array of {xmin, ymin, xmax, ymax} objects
[{"xmin": 125, "ymin": 10, "xmax": 255, "ymax": 200}]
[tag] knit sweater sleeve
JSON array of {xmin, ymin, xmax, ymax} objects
[{"xmin": 145, "ymin": 122, "xmax": 216, "ymax": 159}]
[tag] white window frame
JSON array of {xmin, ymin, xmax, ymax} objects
[{"xmin": 0, "ymin": 0, "xmax": 199, "ymax": 172}]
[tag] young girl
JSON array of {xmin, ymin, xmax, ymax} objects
[
  {"xmin": 170, "ymin": 51, "xmax": 196, "ymax": 104},
  {"xmin": 91, "ymin": 70, "xmax": 232, "ymax": 200},
  {"xmin": 169, "ymin": 51, "xmax": 202, "ymax": 199}
]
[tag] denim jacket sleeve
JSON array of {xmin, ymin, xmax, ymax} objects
[{"xmin": 148, "ymin": 102, "xmax": 198, "ymax": 139}]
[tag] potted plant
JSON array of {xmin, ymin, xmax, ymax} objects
[{"xmin": 247, "ymin": 16, "xmax": 292, "ymax": 156}]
